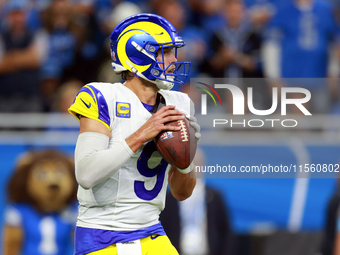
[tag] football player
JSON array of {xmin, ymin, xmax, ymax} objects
[{"xmin": 68, "ymin": 13, "xmax": 201, "ymax": 255}]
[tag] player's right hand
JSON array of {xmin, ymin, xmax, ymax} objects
[{"xmin": 137, "ymin": 105, "xmax": 184, "ymax": 143}]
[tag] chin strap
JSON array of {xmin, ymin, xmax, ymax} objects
[{"xmin": 125, "ymin": 61, "xmax": 174, "ymax": 90}]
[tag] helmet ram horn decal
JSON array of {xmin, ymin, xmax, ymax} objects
[{"xmin": 109, "ymin": 13, "xmax": 191, "ymax": 90}]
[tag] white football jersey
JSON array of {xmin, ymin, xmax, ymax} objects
[{"xmin": 69, "ymin": 82, "xmax": 193, "ymax": 231}]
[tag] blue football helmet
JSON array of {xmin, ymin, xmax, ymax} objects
[{"xmin": 109, "ymin": 13, "xmax": 191, "ymax": 90}]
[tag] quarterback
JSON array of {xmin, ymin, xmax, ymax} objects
[{"xmin": 68, "ymin": 14, "xmax": 200, "ymax": 255}]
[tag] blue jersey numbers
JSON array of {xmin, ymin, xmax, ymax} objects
[{"xmin": 134, "ymin": 141, "xmax": 168, "ymax": 201}]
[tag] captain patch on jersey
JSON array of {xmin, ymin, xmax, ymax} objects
[{"xmin": 116, "ymin": 102, "xmax": 131, "ymax": 118}]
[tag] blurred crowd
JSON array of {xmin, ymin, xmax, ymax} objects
[{"xmin": 1, "ymin": 0, "xmax": 340, "ymax": 114}]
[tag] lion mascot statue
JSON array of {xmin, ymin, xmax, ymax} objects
[{"xmin": 2, "ymin": 149, "xmax": 78, "ymax": 255}]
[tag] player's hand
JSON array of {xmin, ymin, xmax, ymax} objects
[
  {"xmin": 138, "ymin": 105, "xmax": 184, "ymax": 143},
  {"xmin": 180, "ymin": 110, "xmax": 201, "ymax": 142},
  {"xmin": 186, "ymin": 114, "xmax": 201, "ymax": 143}
]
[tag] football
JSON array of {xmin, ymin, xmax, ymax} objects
[{"xmin": 154, "ymin": 117, "xmax": 197, "ymax": 169}]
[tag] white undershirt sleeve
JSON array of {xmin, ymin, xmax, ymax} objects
[{"xmin": 75, "ymin": 132, "xmax": 133, "ymax": 189}]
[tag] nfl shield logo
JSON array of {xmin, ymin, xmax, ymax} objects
[{"xmin": 160, "ymin": 132, "xmax": 173, "ymax": 142}]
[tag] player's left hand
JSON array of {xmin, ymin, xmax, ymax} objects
[{"xmin": 186, "ymin": 115, "xmax": 201, "ymax": 142}]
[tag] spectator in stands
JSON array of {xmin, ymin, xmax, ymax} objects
[
  {"xmin": 187, "ymin": 0, "xmax": 224, "ymax": 34},
  {"xmin": 0, "ymin": 0, "xmax": 48, "ymax": 112},
  {"xmin": 67, "ymin": 0, "xmax": 108, "ymax": 85},
  {"xmin": 160, "ymin": 147, "xmax": 234, "ymax": 255},
  {"xmin": 97, "ymin": 1, "xmax": 141, "ymax": 84},
  {"xmin": 40, "ymin": 0, "xmax": 82, "ymax": 111},
  {"xmin": 94, "ymin": 0, "xmax": 114, "ymax": 32},
  {"xmin": 0, "ymin": 0, "xmax": 47, "ymax": 33},
  {"xmin": 52, "ymin": 79, "xmax": 83, "ymax": 113},
  {"xmin": 202, "ymin": 0, "xmax": 262, "ymax": 79},
  {"xmin": 245, "ymin": 0, "xmax": 276, "ymax": 29},
  {"xmin": 45, "ymin": 79, "xmax": 83, "ymax": 132},
  {"xmin": 262, "ymin": 0, "xmax": 339, "ymax": 114},
  {"xmin": 200, "ymin": 0, "xmax": 265, "ymax": 113},
  {"xmin": 41, "ymin": 0, "xmax": 82, "ymax": 81}
]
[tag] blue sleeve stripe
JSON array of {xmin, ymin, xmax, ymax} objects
[
  {"xmin": 87, "ymin": 85, "xmax": 111, "ymax": 127},
  {"xmin": 77, "ymin": 86, "xmax": 96, "ymax": 103}
]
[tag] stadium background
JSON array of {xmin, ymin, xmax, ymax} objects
[{"xmin": 1, "ymin": 0, "xmax": 340, "ymax": 254}]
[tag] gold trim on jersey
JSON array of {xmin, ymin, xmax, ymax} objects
[{"xmin": 68, "ymin": 85, "xmax": 111, "ymax": 131}]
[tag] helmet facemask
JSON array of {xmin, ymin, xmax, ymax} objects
[{"xmin": 148, "ymin": 43, "xmax": 191, "ymax": 90}]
